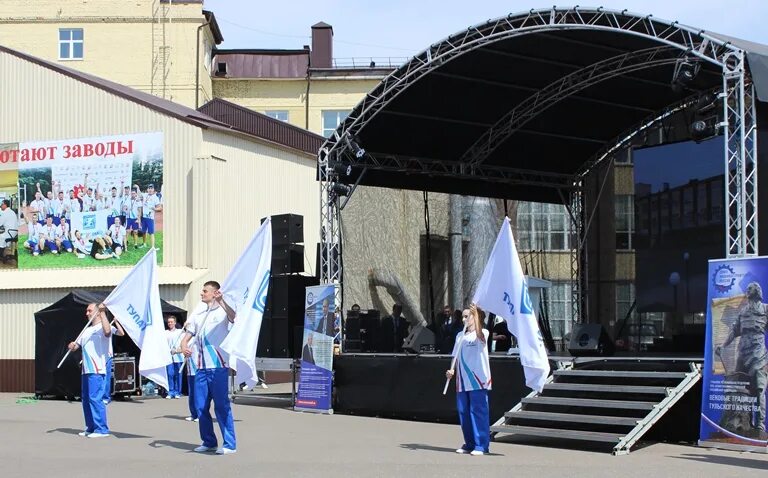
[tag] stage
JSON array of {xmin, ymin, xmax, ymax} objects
[{"xmin": 333, "ymin": 353, "xmax": 704, "ymax": 445}]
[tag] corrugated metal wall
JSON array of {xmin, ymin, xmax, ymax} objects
[
  {"xmin": 0, "ymin": 50, "xmax": 321, "ymax": 391},
  {"xmin": 200, "ymin": 130, "xmax": 320, "ymax": 283}
]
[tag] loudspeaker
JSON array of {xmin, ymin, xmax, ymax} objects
[
  {"xmin": 568, "ymin": 324, "xmax": 615, "ymax": 357},
  {"xmin": 257, "ymin": 317, "xmax": 291, "ymax": 358},
  {"xmin": 272, "ymin": 244, "xmax": 304, "ymax": 274},
  {"xmin": 258, "ymin": 274, "xmax": 320, "ymax": 358},
  {"xmin": 265, "ymin": 274, "xmax": 318, "ymax": 317},
  {"xmin": 263, "ymin": 214, "xmax": 303, "ymax": 245}
]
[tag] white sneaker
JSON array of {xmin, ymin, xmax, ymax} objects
[
  {"xmin": 216, "ymin": 447, "xmax": 237, "ymax": 455},
  {"xmin": 194, "ymin": 445, "xmax": 216, "ymax": 453},
  {"xmin": 455, "ymin": 448, "xmax": 469, "ymax": 454},
  {"xmin": 194, "ymin": 418, "xmax": 199, "ymax": 422},
  {"xmin": 165, "ymin": 396, "xmax": 172, "ymax": 400},
  {"xmin": 102, "ymin": 399, "xmax": 110, "ymax": 405},
  {"xmin": 88, "ymin": 432, "xmax": 110, "ymax": 439},
  {"xmin": 259, "ymin": 382, "xmax": 269, "ymax": 389},
  {"xmin": 470, "ymin": 450, "xmax": 485, "ymax": 456},
  {"xmin": 78, "ymin": 431, "xmax": 91, "ymax": 437},
  {"xmin": 185, "ymin": 416, "xmax": 195, "ymax": 421}
]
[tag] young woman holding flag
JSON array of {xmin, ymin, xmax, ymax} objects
[{"xmin": 445, "ymin": 303, "xmax": 492, "ymax": 456}]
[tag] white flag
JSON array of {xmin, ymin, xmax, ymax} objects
[
  {"xmin": 473, "ymin": 217, "xmax": 550, "ymax": 392},
  {"xmin": 103, "ymin": 248, "xmax": 170, "ymax": 390},
  {"xmin": 220, "ymin": 218, "xmax": 272, "ymax": 387},
  {"xmin": 70, "ymin": 209, "xmax": 110, "ymax": 240}
]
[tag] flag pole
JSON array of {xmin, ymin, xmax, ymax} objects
[
  {"xmin": 57, "ymin": 308, "xmax": 102, "ymax": 369},
  {"xmin": 442, "ymin": 325, "xmax": 468, "ymax": 395}
]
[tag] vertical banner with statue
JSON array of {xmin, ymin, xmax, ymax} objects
[
  {"xmin": 4, "ymin": 132, "xmax": 164, "ymax": 269},
  {"xmin": 700, "ymin": 257, "xmax": 768, "ymax": 452},
  {"xmin": 295, "ymin": 284, "xmax": 337, "ymax": 414}
]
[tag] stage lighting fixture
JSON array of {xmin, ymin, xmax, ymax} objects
[
  {"xmin": 671, "ymin": 57, "xmax": 700, "ymax": 92},
  {"xmin": 347, "ymin": 137, "xmax": 366, "ymax": 159},
  {"xmin": 690, "ymin": 119, "xmax": 716, "ymax": 142},
  {"xmin": 331, "ymin": 183, "xmax": 352, "ymax": 196},
  {"xmin": 330, "ymin": 161, "xmax": 352, "ymax": 176},
  {"xmin": 695, "ymin": 93, "xmax": 718, "ymax": 113}
]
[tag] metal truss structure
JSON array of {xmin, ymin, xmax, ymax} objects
[{"xmin": 318, "ymin": 6, "xmax": 759, "ymax": 323}]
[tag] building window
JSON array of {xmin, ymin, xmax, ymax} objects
[
  {"xmin": 59, "ymin": 28, "xmax": 84, "ymax": 60},
  {"xmin": 266, "ymin": 110, "xmax": 289, "ymax": 122},
  {"xmin": 615, "ymin": 195, "xmax": 634, "ymax": 250},
  {"xmin": 546, "ymin": 282, "xmax": 573, "ymax": 341},
  {"xmin": 322, "ymin": 110, "xmax": 350, "ymax": 138},
  {"xmin": 516, "ymin": 202, "xmax": 570, "ymax": 251},
  {"xmin": 616, "ymin": 282, "xmax": 635, "ymax": 323},
  {"xmin": 203, "ymin": 39, "xmax": 212, "ymax": 73}
]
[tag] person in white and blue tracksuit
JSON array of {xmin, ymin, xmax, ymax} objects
[
  {"xmin": 67, "ymin": 303, "xmax": 125, "ymax": 438},
  {"xmin": 165, "ymin": 316, "xmax": 184, "ymax": 399},
  {"xmin": 446, "ymin": 303, "xmax": 492, "ymax": 456},
  {"xmin": 181, "ymin": 281, "xmax": 237, "ymax": 455},
  {"xmin": 183, "ymin": 319, "xmax": 199, "ymax": 422}
]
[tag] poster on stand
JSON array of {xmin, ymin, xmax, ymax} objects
[
  {"xmin": 700, "ymin": 256, "xmax": 768, "ymax": 452},
  {"xmin": 295, "ymin": 283, "xmax": 337, "ymax": 414}
]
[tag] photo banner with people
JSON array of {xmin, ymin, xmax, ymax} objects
[
  {"xmin": 295, "ymin": 284, "xmax": 337, "ymax": 414},
  {"xmin": 700, "ymin": 256, "xmax": 768, "ymax": 452},
  {"xmin": 1, "ymin": 131, "xmax": 164, "ymax": 269}
]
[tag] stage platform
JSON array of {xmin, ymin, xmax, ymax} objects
[{"xmin": 333, "ymin": 353, "xmax": 704, "ymax": 446}]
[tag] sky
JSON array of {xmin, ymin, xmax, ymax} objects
[{"xmin": 202, "ymin": 0, "xmax": 768, "ymax": 58}]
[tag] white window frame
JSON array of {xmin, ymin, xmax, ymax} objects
[
  {"xmin": 266, "ymin": 110, "xmax": 290, "ymax": 122},
  {"xmin": 59, "ymin": 28, "xmax": 84, "ymax": 60},
  {"xmin": 321, "ymin": 110, "xmax": 350, "ymax": 138},
  {"xmin": 516, "ymin": 201, "xmax": 570, "ymax": 251},
  {"xmin": 546, "ymin": 281, "xmax": 573, "ymax": 341}
]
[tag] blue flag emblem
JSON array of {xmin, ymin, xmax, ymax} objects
[
  {"xmin": 252, "ymin": 269, "xmax": 271, "ymax": 313},
  {"xmin": 83, "ymin": 214, "xmax": 96, "ymax": 230},
  {"xmin": 520, "ymin": 282, "xmax": 533, "ymax": 315}
]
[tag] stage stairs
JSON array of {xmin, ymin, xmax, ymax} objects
[{"xmin": 490, "ymin": 359, "xmax": 701, "ymax": 455}]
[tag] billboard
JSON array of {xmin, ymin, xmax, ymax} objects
[
  {"xmin": 0, "ymin": 132, "xmax": 164, "ymax": 269},
  {"xmin": 700, "ymin": 256, "xmax": 768, "ymax": 452},
  {"xmin": 295, "ymin": 284, "xmax": 337, "ymax": 413}
]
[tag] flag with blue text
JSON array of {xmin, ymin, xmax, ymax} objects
[
  {"xmin": 220, "ymin": 218, "xmax": 273, "ymax": 387},
  {"xmin": 103, "ymin": 248, "xmax": 170, "ymax": 390},
  {"xmin": 472, "ymin": 217, "xmax": 550, "ymax": 392}
]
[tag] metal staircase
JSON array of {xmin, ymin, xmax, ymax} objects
[{"xmin": 491, "ymin": 359, "xmax": 702, "ymax": 455}]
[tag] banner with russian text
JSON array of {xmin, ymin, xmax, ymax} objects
[
  {"xmin": 3, "ymin": 131, "xmax": 164, "ymax": 269},
  {"xmin": 700, "ymin": 256, "xmax": 768, "ymax": 452},
  {"xmin": 295, "ymin": 284, "xmax": 337, "ymax": 413}
]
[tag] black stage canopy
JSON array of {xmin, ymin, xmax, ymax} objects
[{"xmin": 322, "ymin": 7, "xmax": 768, "ymax": 204}]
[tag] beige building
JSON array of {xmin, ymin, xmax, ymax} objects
[
  {"xmin": 0, "ymin": 0, "xmax": 223, "ymax": 108},
  {"xmin": 0, "ymin": 45, "xmax": 321, "ymax": 391}
]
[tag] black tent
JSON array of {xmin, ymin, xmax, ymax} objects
[{"xmin": 35, "ymin": 290, "xmax": 187, "ymax": 398}]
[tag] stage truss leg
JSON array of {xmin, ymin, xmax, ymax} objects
[
  {"xmin": 723, "ymin": 52, "xmax": 758, "ymax": 257},
  {"xmin": 318, "ymin": 147, "xmax": 344, "ymax": 349}
]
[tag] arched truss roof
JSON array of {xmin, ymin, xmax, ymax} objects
[{"xmin": 319, "ymin": 6, "xmax": 767, "ymax": 204}]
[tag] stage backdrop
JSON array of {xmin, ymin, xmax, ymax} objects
[
  {"xmin": 700, "ymin": 256, "xmax": 768, "ymax": 452},
  {"xmin": 4, "ymin": 132, "xmax": 164, "ymax": 269},
  {"xmin": 295, "ymin": 284, "xmax": 336, "ymax": 413}
]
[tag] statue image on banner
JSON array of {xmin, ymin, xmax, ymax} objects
[{"xmin": 715, "ymin": 282, "xmax": 768, "ymax": 436}]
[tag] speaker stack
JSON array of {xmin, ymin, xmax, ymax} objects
[{"xmin": 257, "ymin": 214, "xmax": 319, "ymax": 358}]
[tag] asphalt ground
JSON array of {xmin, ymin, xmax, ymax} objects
[{"xmin": 2, "ymin": 391, "xmax": 768, "ymax": 478}]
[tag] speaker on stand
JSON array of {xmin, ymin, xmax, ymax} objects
[{"xmin": 257, "ymin": 214, "xmax": 319, "ymax": 358}]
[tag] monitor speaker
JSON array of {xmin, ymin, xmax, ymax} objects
[{"xmin": 568, "ymin": 324, "xmax": 615, "ymax": 357}]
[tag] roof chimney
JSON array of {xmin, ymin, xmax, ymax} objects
[{"xmin": 311, "ymin": 21, "xmax": 333, "ymax": 68}]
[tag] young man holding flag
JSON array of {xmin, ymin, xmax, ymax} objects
[
  {"xmin": 67, "ymin": 303, "xmax": 125, "ymax": 438},
  {"xmin": 181, "ymin": 281, "xmax": 238, "ymax": 455}
]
